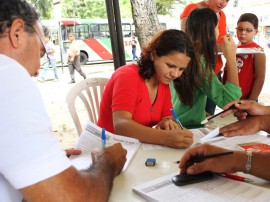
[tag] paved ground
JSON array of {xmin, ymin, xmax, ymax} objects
[
  {"xmin": 35, "ymin": 62, "xmax": 116, "ymax": 149},
  {"xmin": 36, "ymin": 58, "xmax": 270, "ymax": 149}
]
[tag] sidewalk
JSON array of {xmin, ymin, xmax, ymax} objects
[{"xmin": 35, "ymin": 63, "xmax": 115, "ymax": 149}]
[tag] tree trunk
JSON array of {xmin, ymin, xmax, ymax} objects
[{"xmin": 130, "ymin": 0, "xmax": 162, "ymax": 48}]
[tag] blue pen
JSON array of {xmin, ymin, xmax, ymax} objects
[
  {"xmin": 170, "ymin": 108, "xmax": 184, "ymax": 129},
  {"xmin": 101, "ymin": 128, "xmax": 106, "ymax": 148}
]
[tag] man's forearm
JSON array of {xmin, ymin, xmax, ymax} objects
[
  {"xmin": 21, "ymin": 166, "xmax": 115, "ymax": 202},
  {"xmin": 81, "ymin": 160, "xmax": 115, "ymax": 201}
]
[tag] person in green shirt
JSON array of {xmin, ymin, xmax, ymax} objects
[{"xmin": 170, "ymin": 8, "xmax": 242, "ymax": 129}]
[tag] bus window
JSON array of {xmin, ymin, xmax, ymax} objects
[
  {"xmin": 61, "ymin": 25, "xmax": 74, "ymax": 40},
  {"xmin": 75, "ymin": 24, "xmax": 89, "ymax": 40},
  {"xmin": 122, "ymin": 23, "xmax": 131, "ymax": 37},
  {"xmin": 50, "ymin": 29, "xmax": 59, "ymax": 45},
  {"xmin": 66, "ymin": 25, "xmax": 75, "ymax": 36},
  {"xmin": 160, "ymin": 23, "xmax": 166, "ymax": 30},
  {"xmin": 61, "ymin": 24, "xmax": 76, "ymax": 40},
  {"xmin": 100, "ymin": 24, "xmax": 110, "ymax": 38},
  {"xmin": 131, "ymin": 24, "xmax": 137, "ymax": 36},
  {"xmin": 89, "ymin": 24, "xmax": 99, "ymax": 38},
  {"xmin": 61, "ymin": 25, "xmax": 67, "ymax": 41}
]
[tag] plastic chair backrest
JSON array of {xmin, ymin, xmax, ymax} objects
[{"xmin": 66, "ymin": 77, "xmax": 109, "ymax": 136}]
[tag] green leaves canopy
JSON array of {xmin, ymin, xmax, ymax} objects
[{"xmin": 27, "ymin": 0, "xmax": 188, "ymax": 19}]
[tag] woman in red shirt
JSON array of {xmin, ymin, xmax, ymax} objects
[{"xmin": 97, "ymin": 30, "xmax": 198, "ymax": 149}]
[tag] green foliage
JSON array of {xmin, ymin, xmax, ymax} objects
[
  {"xmin": 26, "ymin": 0, "xmax": 188, "ymax": 20},
  {"xmin": 26, "ymin": 0, "xmax": 53, "ymax": 19},
  {"xmin": 62, "ymin": 0, "xmax": 106, "ymax": 18},
  {"xmin": 156, "ymin": 0, "xmax": 189, "ymax": 15},
  {"xmin": 61, "ymin": 0, "xmax": 132, "ymax": 19},
  {"xmin": 156, "ymin": 0, "xmax": 175, "ymax": 15}
]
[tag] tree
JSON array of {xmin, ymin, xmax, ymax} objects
[
  {"xmin": 130, "ymin": 0, "xmax": 162, "ymax": 47},
  {"xmin": 27, "ymin": 0, "xmax": 53, "ymax": 19},
  {"xmin": 61, "ymin": 0, "xmax": 132, "ymax": 19},
  {"xmin": 61, "ymin": 0, "xmax": 107, "ymax": 18},
  {"xmin": 156, "ymin": 0, "xmax": 176, "ymax": 15},
  {"xmin": 130, "ymin": 0, "xmax": 189, "ymax": 47}
]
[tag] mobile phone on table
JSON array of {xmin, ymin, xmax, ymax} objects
[{"xmin": 172, "ymin": 171, "xmax": 213, "ymax": 186}]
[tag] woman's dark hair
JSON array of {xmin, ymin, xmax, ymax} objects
[
  {"xmin": 185, "ymin": 8, "xmax": 218, "ymax": 83},
  {"xmin": 0, "ymin": 0, "xmax": 39, "ymax": 36},
  {"xmin": 238, "ymin": 13, "xmax": 258, "ymax": 29},
  {"xmin": 138, "ymin": 29, "xmax": 200, "ymax": 106}
]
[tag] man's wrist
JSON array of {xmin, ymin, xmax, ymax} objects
[{"xmin": 233, "ymin": 151, "xmax": 247, "ymax": 173}]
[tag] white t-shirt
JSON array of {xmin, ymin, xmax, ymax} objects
[
  {"xmin": 0, "ymin": 54, "xmax": 71, "ymax": 202},
  {"xmin": 45, "ymin": 41, "xmax": 56, "ymax": 60},
  {"xmin": 68, "ymin": 40, "xmax": 80, "ymax": 56}
]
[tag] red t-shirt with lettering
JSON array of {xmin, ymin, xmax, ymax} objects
[{"xmin": 223, "ymin": 42, "xmax": 260, "ymax": 99}]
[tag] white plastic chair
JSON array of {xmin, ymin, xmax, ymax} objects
[{"xmin": 66, "ymin": 77, "xmax": 109, "ymax": 136}]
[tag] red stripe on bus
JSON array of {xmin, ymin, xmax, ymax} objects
[
  {"xmin": 83, "ymin": 39, "xmax": 113, "ymax": 60},
  {"xmin": 61, "ymin": 20, "xmax": 78, "ymax": 25}
]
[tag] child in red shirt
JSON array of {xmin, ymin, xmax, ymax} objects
[{"xmin": 223, "ymin": 13, "xmax": 266, "ymax": 100}]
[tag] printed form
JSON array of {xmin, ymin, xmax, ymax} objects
[
  {"xmin": 69, "ymin": 121, "xmax": 141, "ymax": 171},
  {"xmin": 142, "ymin": 127, "xmax": 225, "ymax": 150},
  {"xmin": 133, "ymin": 172, "xmax": 270, "ymax": 202}
]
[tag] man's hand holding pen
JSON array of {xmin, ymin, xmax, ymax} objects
[
  {"xmin": 219, "ymin": 100, "xmax": 270, "ymax": 137},
  {"xmin": 179, "ymin": 144, "xmax": 242, "ymax": 175},
  {"xmin": 220, "ymin": 100, "xmax": 267, "ymax": 120},
  {"xmin": 91, "ymin": 143, "xmax": 127, "ymax": 177}
]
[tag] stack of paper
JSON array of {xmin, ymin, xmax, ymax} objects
[
  {"xmin": 69, "ymin": 121, "xmax": 141, "ymax": 171},
  {"xmin": 212, "ymin": 133, "xmax": 270, "ymax": 151},
  {"xmin": 133, "ymin": 172, "xmax": 270, "ymax": 202}
]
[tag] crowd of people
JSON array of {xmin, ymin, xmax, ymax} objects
[{"xmin": 1, "ymin": 0, "xmax": 269, "ymax": 201}]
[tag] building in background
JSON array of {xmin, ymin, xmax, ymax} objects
[{"xmin": 225, "ymin": 0, "xmax": 270, "ymax": 48}]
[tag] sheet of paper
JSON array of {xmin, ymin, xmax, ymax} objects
[
  {"xmin": 142, "ymin": 143, "xmax": 168, "ymax": 150},
  {"xmin": 200, "ymin": 127, "xmax": 220, "ymax": 141},
  {"xmin": 218, "ymin": 47, "xmax": 264, "ymax": 55},
  {"xmin": 190, "ymin": 128, "xmax": 209, "ymax": 143},
  {"xmin": 133, "ymin": 172, "xmax": 270, "ymax": 202},
  {"xmin": 212, "ymin": 133, "xmax": 270, "ymax": 151},
  {"xmin": 142, "ymin": 128, "xmax": 223, "ymax": 150},
  {"xmin": 69, "ymin": 121, "xmax": 141, "ymax": 171},
  {"xmin": 190, "ymin": 127, "xmax": 226, "ymax": 145}
]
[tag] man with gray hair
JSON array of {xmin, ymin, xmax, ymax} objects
[{"xmin": 0, "ymin": 1, "xmax": 127, "ymax": 201}]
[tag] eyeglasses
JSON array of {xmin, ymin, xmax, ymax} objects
[
  {"xmin": 25, "ymin": 24, "xmax": 50, "ymax": 65},
  {"xmin": 235, "ymin": 27, "xmax": 256, "ymax": 33}
]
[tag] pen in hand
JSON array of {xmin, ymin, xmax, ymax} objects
[
  {"xmin": 175, "ymin": 151, "xmax": 234, "ymax": 164},
  {"xmin": 101, "ymin": 128, "xmax": 106, "ymax": 148},
  {"xmin": 201, "ymin": 103, "xmax": 240, "ymax": 125},
  {"xmin": 170, "ymin": 108, "xmax": 184, "ymax": 129}
]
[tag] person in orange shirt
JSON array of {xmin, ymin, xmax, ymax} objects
[{"xmin": 180, "ymin": 0, "xmax": 230, "ymax": 115}]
